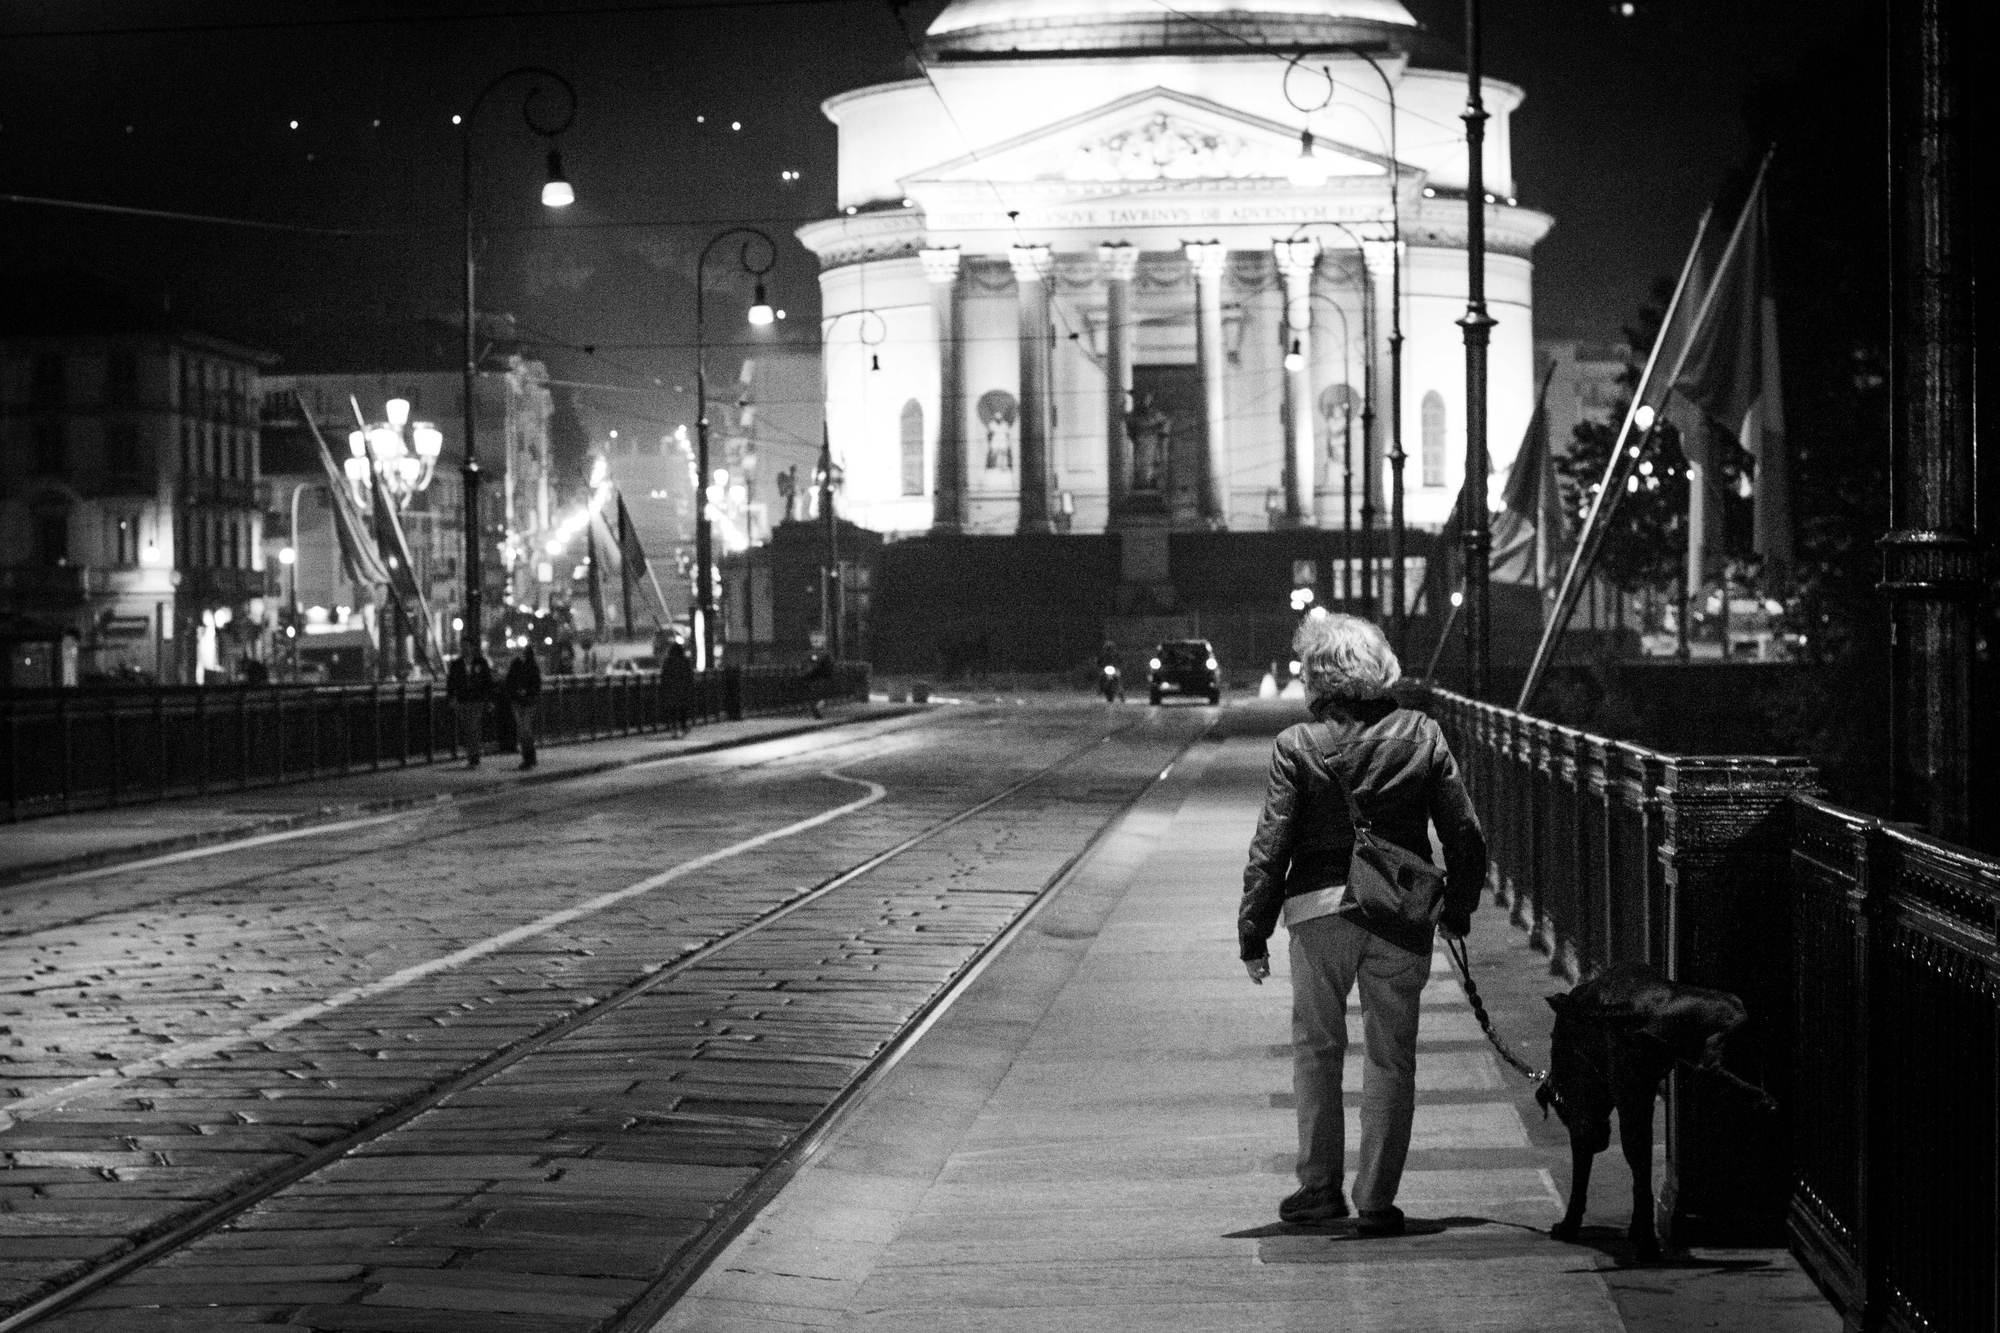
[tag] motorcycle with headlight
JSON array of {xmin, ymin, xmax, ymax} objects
[{"xmin": 1099, "ymin": 663, "xmax": 1123, "ymax": 702}]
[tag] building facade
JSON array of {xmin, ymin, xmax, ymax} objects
[
  {"xmin": 798, "ymin": 0, "xmax": 1551, "ymax": 540},
  {"xmin": 0, "ymin": 329, "xmax": 272, "ymax": 685}
]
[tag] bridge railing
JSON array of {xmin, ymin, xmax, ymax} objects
[
  {"xmin": 1424, "ymin": 687, "xmax": 1815, "ymax": 1243},
  {"xmin": 1425, "ymin": 684, "xmax": 1997, "ymax": 1332},
  {"xmin": 0, "ymin": 662, "xmax": 870, "ymax": 823},
  {"xmin": 1787, "ymin": 800, "xmax": 1998, "ymax": 1333}
]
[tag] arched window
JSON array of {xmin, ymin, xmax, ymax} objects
[
  {"xmin": 900, "ymin": 399, "xmax": 925, "ymax": 497},
  {"xmin": 1421, "ymin": 391, "xmax": 1447, "ymax": 488}
]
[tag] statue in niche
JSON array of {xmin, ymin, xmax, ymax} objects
[
  {"xmin": 1126, "ymin": 391, "xmax": 1170, "ymax": 493},
  {"xmin": 774, "ymin": 465, "xmax": 799, "ymax": 522},
  {"xmin": 977, "ymin": 390, "xmax": 1018, "ymax": 470},
  {"xmin": 1319, "ymin": 383, "xmax": 1358, "ymax": 472}
]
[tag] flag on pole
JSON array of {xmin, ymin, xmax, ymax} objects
[
  {"xmin": 296, "ymin": 393, "xmax": 390, "ymax": 590},
  {"xmin": 1489, "ymin": 362, "xmax": 1563, "ymax": 588},
  {"xmin": 1671, "ymin": 161, "xmax": 1792, "ymax": 569},
  {"xmin": 585, "ymin": 525, "xmax": 608, "ymax": 634},
  {"xmin": 615, "ymin": 491, "xmax": 668, "ymax": 627}
]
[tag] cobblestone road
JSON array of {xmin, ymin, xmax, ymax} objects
[{"xmin": 0, "ymin": 701, "xmax": 1212, "ymax": 1330}]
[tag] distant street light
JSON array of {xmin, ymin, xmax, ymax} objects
[
  {"xmin": 459, "ymin": 67, "xmax": 578, "ymax": 651},
  {"xmin": 693, "ymin": 226, "xmax": 777, "ymax": 670}
]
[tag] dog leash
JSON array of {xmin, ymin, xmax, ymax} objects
[{"xmin": 1442, "ymin": 933, "xmax": 1549, "ymax": 1086}]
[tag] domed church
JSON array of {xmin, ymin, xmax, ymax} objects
[{"xmin": 796, "ymin": 0, "xmax": 1552, "ymax": 547}]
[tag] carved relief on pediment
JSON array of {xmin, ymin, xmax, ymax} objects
[{"xmin": 1064, "ymin": 114, "xmax": 1265, "ymax": 183}]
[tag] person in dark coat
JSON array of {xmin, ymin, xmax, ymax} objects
[
  {"xmin": 661, "ymin": 638, "xmax": 694, "ymax": 736},
  {"xmin": 445, "ymin": 639, "xmax": 494, "ymax": 768},
  {"xmin": 1238, "ymin": 613, "xmax": 1486, "ymax": 1236},
  {"xmin": 504, "ymin": 649, "xmax": 543, "ymax": 769}
]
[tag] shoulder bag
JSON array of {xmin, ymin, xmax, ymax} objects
[{"xmin": 1308, "ymin": 722, "xmax": 1449, "ymax": 935}]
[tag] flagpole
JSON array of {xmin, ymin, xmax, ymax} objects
[{"xmin": 1515, "ymin": 202, "xmax": 1718, "ymax": 712}]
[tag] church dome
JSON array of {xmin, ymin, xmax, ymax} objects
[{"xmin": 925, "ymin": 0, "xmax": 1420, "ymax": 57}]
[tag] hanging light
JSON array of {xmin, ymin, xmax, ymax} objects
[
  {"xmin": 347, "ymin": 430, "xmax": 367, "ymax": 459},
  {"xmin": 541, "ymin": 148, "xmax": 574, "ymax": 207},
  {"xmin": 385, "ymin": 397, "xmax": 411, "ymax": 429},
  {"xmin": 1634, "ymin": 404, "xmax": 1656, "ymax": 432},
  {"xmin": 870, "ymin": 354, "xmax": 881, "ymax": 371},
  {"xmin": 411, "ymin": 423, "xmax": 443, "ymax": 460},
  {"xmin": 1284, "ymin": 339, "xmax": 1305, "ymax": 373},
  {"xmin": 747, "ymin": 282, "xmax": 775, "ymax": 326},
  {"xmin": 1286, "ymin": 128, "xmax": 1330, "ymax": 189}
]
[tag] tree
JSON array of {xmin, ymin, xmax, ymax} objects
[{"xmin": 1555, "ymin": 275, "xmax": 1692, "ymax": 612}]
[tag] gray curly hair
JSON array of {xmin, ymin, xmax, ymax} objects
[{"xmin": 1293, "ymin": 612, "xmax": 1401, "ymax": 705}]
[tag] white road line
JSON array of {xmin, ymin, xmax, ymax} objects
[
  {"xmin": 0, "ymin": 770, "xmax": 887, "ymax": 1128},
  {"xmin": 15, "ymin": 813, "xmax": 407, "ymax": 889}
]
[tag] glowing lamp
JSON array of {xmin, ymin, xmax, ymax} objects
[
  {"xmin": 1283, "ymin": 340, "xmax": 1305, "ymax": 374},
  {"xmin": 541, "ymin": 149, "xmax": 574, "ymax": 207},
  {"xmin": 1634, "ymin": 404, "xmax": 1656, "ymax": 432},
  {"xmin": 343, "ymin": 456, "xmax": 369, "ymax": 484},
  {"xmin": 385, "ymin": 397, "xmax": 411, "ymax": 429},
  {"xmin": 348, "ymin": 430, "xmax": 367, "ymax": 459},
  {"xmin": 412, "ymin": 423, "xmax": 443, "ymax": 460},
  {"xmin": 1286, "ymin": 129, "xmax": 1330, "ymax": 189},
  {"xmin": 278, "ymin": 547, "xmax": 296, "ymax": 566},
  {"xmin": 747, "ymin": 282, "xmax": 775, "ymax": 327}
]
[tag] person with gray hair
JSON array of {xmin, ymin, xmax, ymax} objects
[{"xmin": 1238, "ymin": 612, "xmax": 1486, "ymax": 1235}]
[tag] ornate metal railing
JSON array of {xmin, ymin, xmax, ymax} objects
[
  {"xmin": 0, "ymin": 662, "xmax": 870, "ymax": 822},
  {"xmin": 1788, "ymin": 800, "xmax": 1998, "ymax": 1333},
  {"xmin": 1425, "ymin": 686, "xmax": 1817, "ymax": 1244},
  {"xmin": 1427, "ymin": 684, "xmax": 1998, "ymax": 1330}
]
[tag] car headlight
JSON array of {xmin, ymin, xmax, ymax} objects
[
  {"xmin": 1149, "ymin": 658, "xmax": 1161, "ymax": 670},
  {"xmin": 1206, "ymin": 658, "xmax": 1218, "ymax": 670}
]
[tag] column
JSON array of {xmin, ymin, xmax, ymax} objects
[
  {"xmin": 1361, "ymin": 238, "xmax": 1397, "ymax": 605},
  {"xmin": 1274, "ymin": 238, "xmax": 1320, "ymax": 525},
  {"xmin": 920, "ymin": 247, "xmax": 965, "ymax": 533},
  {"xmin": 1099, "ymin": 243, "xmax": 1138, "ymax": 520},
  {"xmin": 1009, "ymin": 245, "xmax": 1055, "ymax": 534},
  {"xmin": 1186, "ymin": 241, "xmax": 1229, "ymax": 527}
]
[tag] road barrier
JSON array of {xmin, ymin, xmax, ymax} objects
[
  {"xmin": 0, "ymin": 662, "xmax": 870, "ymax": 823},
  {"xmin": 1424, "ymin": 684, "xmax": 1996, "ymax": 1331}
]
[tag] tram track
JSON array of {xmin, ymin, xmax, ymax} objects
[
  {"xmin": 0, "ymin": 710, "xmax": 1193, "ymax": 1332},
  {"xmin": 0, "ymin": 707, "xmax": 940, "ymax": 940}
]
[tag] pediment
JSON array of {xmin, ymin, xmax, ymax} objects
[{"xmin": 902, "ymin": 87, "xmax": 1395, "ymax": 188}]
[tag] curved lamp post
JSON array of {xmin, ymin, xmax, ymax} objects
[
  {"xmin": 459, "ymin": 67, "xmax": 576, "ymax": 653},
  {"xmin": 693, "ymin": 226, "xmax": 776, "ymax": 670},
  {"xmin": 1286, "ymin": 45, "xmax": 1407, "ymax": 648},
  {"xmin": 1290, "ymin": 219, "xmax": 1378, "ymax": 609}
]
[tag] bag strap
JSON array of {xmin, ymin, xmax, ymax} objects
[{"xmin": 1302, "ymin": 721, "xmax": 1373, "ymax": 833}]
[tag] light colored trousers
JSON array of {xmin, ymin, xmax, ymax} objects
[{"xmin": 1288, "ymin": 912, "xmax": 1430, "ymax": 1211}]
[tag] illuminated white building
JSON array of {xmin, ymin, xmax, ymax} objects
[{"xmin": 797, "ymin": 0, "xmax": 1551, "ymax": 538}]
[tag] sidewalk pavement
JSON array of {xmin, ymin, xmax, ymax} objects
[
  {"xmin": 657, "ymin": 708, "xmax": 1839, "ymax": 1332},
  {"xmin": 0, "ymin": 704, "xmax": 916, "ymax": 887}
]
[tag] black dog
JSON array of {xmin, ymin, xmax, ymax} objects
[{"xmin": 1536, "ymin": 963, "xmax": 1770, "ymax": 1259}]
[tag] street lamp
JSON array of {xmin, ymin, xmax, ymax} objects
[
  {"xmin": 1286, "ymin": 45, "xmax": 1408, "ymax": 648},
  {"xmin": 459, "ymin": 67, "xmax": 577, "ymax": 654},
  {"xmin": 694, "ymin": 226, "xmax": 777, "ymax": 671}
]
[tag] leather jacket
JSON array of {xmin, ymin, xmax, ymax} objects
[{"xmin": 1239, "ymin": 698, "xmax": 1487, "ymax": 959}]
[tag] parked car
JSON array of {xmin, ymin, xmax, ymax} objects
[{"xmin": 1148, "ymin": 639, "xmax": 1221, "ymax": 706}]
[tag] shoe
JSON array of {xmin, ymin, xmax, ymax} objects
[
  {"xmin": 1278, "ymin": 1186, "xmax": 1349, "ymax": 1225},
  {"xmin": 1357, "ymin": 1207, "xmax": 1405, "ymax": 1237}
]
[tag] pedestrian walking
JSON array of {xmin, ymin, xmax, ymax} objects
[
  {"xmin": 1238, "ymin": 613, "xmax": 1486, "ymax": 1236},
  {"xmin": 445, "ymin": 639, "xmax": 495, "ymax": 768},
  {"xmin": 661, "ymin": 637, "xmax": 694, "ymax": 736},
  {"xmin": 504, "ymin": 648, "xmax": 543, "ymax": 770}
]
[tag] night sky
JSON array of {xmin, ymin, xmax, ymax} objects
[{"xmin": 0, "ymin": 0, "xmax": 1871, "ymax": 445}]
